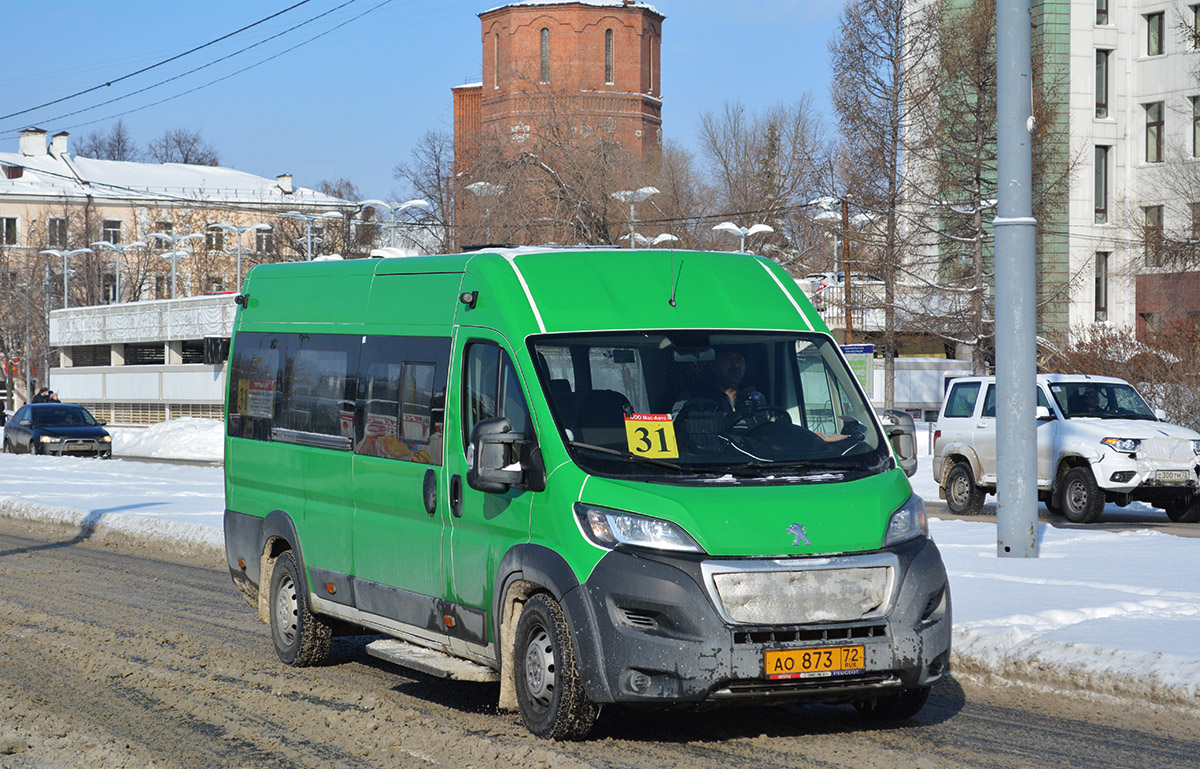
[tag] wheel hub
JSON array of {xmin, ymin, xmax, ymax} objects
[
  {"xmin": 275, "ymin": 574, "xmax": 298, "ymax": 643},
  {"xmin": 523, "ymin": 628, "xmax": 555, "ymax": 706}
]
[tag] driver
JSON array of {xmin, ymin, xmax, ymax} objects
[{"xmin": 675, "ymin": 347, "xmax": 847, "ymax": 442}]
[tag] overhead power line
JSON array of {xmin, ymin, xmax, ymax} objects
[{"xmin": 0, "ymin": 0, "xmax": 314, "ymax": 123}]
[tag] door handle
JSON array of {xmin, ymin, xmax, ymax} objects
[
  {"xmin": 422, "ymin": 468, "xmax": 437, "ymax": 516},
  {"xmin": 450, "ymin": 474, "xmax": 463, "ymax": 518}
]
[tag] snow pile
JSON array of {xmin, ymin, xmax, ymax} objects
[{"xmin": 109, "ymin": 418, "xmax": 224, "ymax": 461}]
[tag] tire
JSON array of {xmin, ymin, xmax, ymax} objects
[
  {"xmin": 513, "ymin": 594, "xmax": 598, "ymax": 741},
  {"xmin": 1043, "ymin": 495, "xmax": 1063, "ymax": 517},
  {"xmin": 1059, "ymin": 467, "xmax": 1105, "ymax": 523},
  {"xmin": 854, "ymin": 685, "xmax": 931, "ymax": 720},
  {"xmin": 1164, "ymin": 499, "xmax": 1200, "ymax": 523},
  {"xmin": 945, "ymin": 462, "xmax": 985, "ymax": 516},
  {"xmin": 268, "ymin": 550, "xmax": 331, "ymax": 667},
  {"xmin": 1, "ymin": 438, "xmax": 10, "ymax": 454}
]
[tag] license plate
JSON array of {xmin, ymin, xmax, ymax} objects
[
  {"xmin": 1156, "ymin": 470, "xmax": 1190, "ymax": 483},
  {"xmin": 67, "ymin": 445, "xmax": 89, "ymax": 452},
  {"xmin": 764, "ymin": 645, "xmax": 865, "ymax": 680}
]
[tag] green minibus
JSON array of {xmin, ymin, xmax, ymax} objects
[{"xmin": 223, "ymin": 248, "xmax": 949, "ymax": 740}]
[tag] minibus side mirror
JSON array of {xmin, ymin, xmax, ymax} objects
[
  {"xmin": 467, "ymin": 417, "xmax": 526, "ymax": 494},
  {"xmin": 1035, "ymin": 406, "xmax": 1053, "ymax": 421},
  {"xmin": 880, "ymin": 409, "xmax": 918, "ymax": 478}
]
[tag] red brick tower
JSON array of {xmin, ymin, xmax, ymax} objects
[{"xmin": 454, "ymin": 1, "xmax": 664, "ymax": 173}]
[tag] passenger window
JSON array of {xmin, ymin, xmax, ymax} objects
[
  {"xmin": 944, "ymin": 382, "xmax": 981, "ymax": 418},
  {"xmin": 282, "ymin": 334, "xmax": 359, "ymax": 438},
  {"xmin": 463, "ymin": 342, "xmax": 532, "ymax": 447},
  {"xmin": 588, "ymin": 347, "xmax": 649, "ymax": 413},
  {"xmin": 227, "ymin": 332, "xmax": 285, "ymax": 440},
  {"xmin": 358, "ymin": 336, "xmax": 450, "ymax": 465},
  {"xmin": 982, "ymin": 385, "xmax": 1050, "ymax": 418}
]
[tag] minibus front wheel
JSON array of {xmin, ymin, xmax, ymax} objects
[
  {"xmin": 513, "ymin": 594, "xmax": 598, "ymax": 740},
  {"xmin": 269, "ymin": 550, "xmax": 332, "ymax": 667}
]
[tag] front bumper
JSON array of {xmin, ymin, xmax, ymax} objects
[
  {"xmin": 1093, "ymin": 451, "xmax": 1199, "ymax": 503},
  {"xmin": 563, "ymin": 536, "xmax": 951, "ymax": 706},
  {"xmin": 41, "ymin": 439, "xmax": 112, "ymax": 458}
]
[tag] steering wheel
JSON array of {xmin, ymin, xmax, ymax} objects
[{"xmin": 725, "ymin": 405, "xmax": 792, "ymax": 432}]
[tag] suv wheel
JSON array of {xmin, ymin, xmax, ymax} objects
[
  {"xmin": 1164, "ymin": 499, "xmax": 1200, "ymax": 523},
  {"xmin": 1060, "ymin": 467, "xmax": 1105, "ymax": 523},
  {"xmin": 945, "ymin": 462, "xmax": 985, "ymax": 516}
]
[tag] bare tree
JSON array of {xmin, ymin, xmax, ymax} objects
[
  {"xmin": 392, "ymin": 130, "xmax": 456, "ymax": 253},
  {"xmin": 146, "ymin": 128, "xmax": 220, "ymax": 166},
  {"xmin": 74, "ymin": 119, "xmax": 141, "ymax": 161},
  {"xmin": 829, "ymin": 0, "xmax": 941, "ymax": 406}
]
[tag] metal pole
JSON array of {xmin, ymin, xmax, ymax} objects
[
  {"xmin": 994, "ymin": 0, "xmax": 1039, "ymax": 558},
  {"xmin": 236, "ymin": 236, "xmax": 244, "ymax": 292},
  {"xmin": 842, "ymin": 199, "xmax": 854, "ymax": 344},
  {"xmin": 62, "ymin": 254, "xmax": 69, "ymax": 309},
  {"xmin": 115, "ymin": 250, "xmax": 122, "ymax": 304},
  {"xmin": 628, "ymin": 201, "xmax": 636, "ymax": 249}
]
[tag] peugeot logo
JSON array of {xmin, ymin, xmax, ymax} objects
[{"xmin": 787, "ymin": 524, "xmax": 810, "ymax": 547}]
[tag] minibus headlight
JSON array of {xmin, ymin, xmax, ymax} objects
[
  {"xmin": 574, "ymin": 503, "xmax": 704, "ymax": 553},
  {"xmin": 883, "ymin": 494, "xmax": 927, "ymax": 547}
]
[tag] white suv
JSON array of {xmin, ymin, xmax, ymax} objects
[{"xmin": 933, "ymin": 374, "xmax": 1200, "ymax": 523}]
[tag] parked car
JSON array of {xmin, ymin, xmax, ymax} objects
[
  {"xmin": 2, "ymin": 403, "xmax": 112, "ymax": 458},
  {"xmin": 932, "ymin": 374, "xmax": 1200, "ymax": 523}
]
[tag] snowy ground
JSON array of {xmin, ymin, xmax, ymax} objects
[{"xmin": 0, "ymin": 417, "xmax": 1196, "ymax": 706}]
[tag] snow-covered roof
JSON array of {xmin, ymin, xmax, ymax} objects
[
  {"xmin": 0, "ymin": 146, "xmax": 350, "ymax": 210},
  {"xmin": 482, "ymin": 1, "xmax": 663, "ymax": 17}
]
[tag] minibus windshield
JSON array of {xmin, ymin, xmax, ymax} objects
[{"xmin": 531, "ymin": 331, "xmax": 890, "ymax": 482}]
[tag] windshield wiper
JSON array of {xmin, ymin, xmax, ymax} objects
[{"xmin": 567, "ymin": 441, "xmax": 684, "ymax": 471}]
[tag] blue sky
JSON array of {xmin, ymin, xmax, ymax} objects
[{"xmin": 2, "ymin": 1, "xmax": 842, "ymax": 200}]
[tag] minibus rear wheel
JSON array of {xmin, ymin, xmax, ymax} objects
[
  {"xmin": 269, "ymin": 550, "xmax": 332, "ymax": 667},
  {"xmin": 513, "ymin": 593, "xmax": 598, "ymax": 740},
  {"xmin": 853, "ymin": 685, "xmax": 931, "ymax": 720}
]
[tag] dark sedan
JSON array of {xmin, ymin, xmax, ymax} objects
[{"xmin": 2, "ymin": 403, "xmax": 112, "ymax": 458}]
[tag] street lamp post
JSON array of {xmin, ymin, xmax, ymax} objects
[
  {"xmin": 619, "ymin": 232, "xmax": 679, "ymax": 248},
  {"xmin": 611, "ymin": 187, "xmax": 660, "ymax": 249},
  {"xmin": 39, "ymin": 248, "xmax": 93, "ymax": 308},
  {"xmin": 149, "ymin": 231, "xmax": 204, "ymax": 299},
  {"xmin": 354, "ymin": 199, "xmax": 430, "ymax": 252},
  {"xmin": 207, "ymin": 222, "xmax": 271, "ymax": 291},
  {"xmin": 279, "ymin": 211, "xmax": 345, "ymax": 261},
  {"xmin": 712, "ymin": 221, "xmax": 774, "ymax": 254},
  {"xmin": 89, "ymin": 240, "xmax": 147, "ymax": 304}
]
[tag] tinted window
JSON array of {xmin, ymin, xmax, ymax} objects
[
  {"xmin": 944, "ymin": 381, "xmax": 980, "ymax": 418},
  {"xmin": 463, "ymin": 342, "xmax": 532, "ymax": 447},
  {"xmin": 33, "ymin": 406, "xmax": 98, "ymax": 427},
  {"xmin": 227, "ymin": 332, "xmax": 285, "ymax": 440},
  {"xmin": 281, "ymin": 334, "xmax": 359, "ymax": 438},
  {"xmin": 358, "ymin": 336, "xmax": 450, "ymax": 465}
]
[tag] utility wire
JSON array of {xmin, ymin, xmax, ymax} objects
[
  {"xmin": 6, "ymin": 0, "xmax": 363, "ymax": 132},
  {"xmin": 0, "ymin": 0, "xmax": 314, "ymax": 123}
]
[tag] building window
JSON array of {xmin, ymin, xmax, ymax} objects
[
  {"xmin": 1193, "ymin": 96, "xmax": 1200, "ymax": 158},
  {"xmin": 1094, "ymin": 145, "xmax": 1110, "ymax": 224},
  {"xmin": 1192, "ymin": 202, "xmax": 1200, "ymax": 240},
  {"xmin": 154, "ymin": 275, "xmax": 169, "ymax": 300},
  {"xmin": 1094, "ymin": 252, "xmax": 1109, "ymax": 322},
  {"xmin": 48, "ymin": 217, "xmax": 67, "ymax": 247},
  {"xmin": 206, "ymin": 230, "xmax": 224, "ymax": 251},
  {"xmin": 540, "ymin": 28, "xmax": 550, "ymax": 83},
  {"xmin": 1146, "ymin": 12, "xmax": 1164, "ymax": 56},
  {"xmin": 1145, "ymin": 102, "xmax": 1164, "ymax": 163},
  {"xmin": 1193, "ymin": 5, "xmax": 1200, "ymax": 49},
  {"xmin": 102, "ymin": 219, "xmax": 122, "ymax": 243},
  {"xmin": 493, "ymin": 34, "xmax": 500, "ymax": 88},
  {"xmin": 605, "ymin": 29, "xmax": 614, "ymax": 84},
  {"xmin": 1095, "ymin": 50, "xmax": 1110, "ymax": 118},
  {"xmin": 1096, "ymin": 0, "xmax": 1108, "ymax": 25},
  {"xmin": 255, "ymin": 229, "xmax": 273, "ymax": 253},
  {"xmin": 1144, "ymin": 205, "xmax": 1164, "ymax": 266},
  {"xmin": 154, "ymin": 220, "xmax": 173, "ymax": 235},
  {"xmin": 0, "ymin": 217, "xmax": 17, "ymax": 246}
]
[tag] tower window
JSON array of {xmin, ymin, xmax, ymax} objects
[
  {"xmin": 494, "ymin": 34, "xmax": 499, "ymax": 88},
  {"xmin": 605, "ymin": 29, "xmax": 614, "ymax": 84},
  {"xmin": 540, "ymin": 28, "xmax": 550, "ymax": 83}
]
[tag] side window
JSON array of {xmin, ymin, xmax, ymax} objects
[
  {"xmin": 982, "ymin": 385, "xmax": 1050, "ymax": 417},
  {"xmin": 463, "ymin": 342, "xmax": 532, "ymax": 447},
  {"xmin": 281, "ymin": 334, "xmax": 359, "ymax": 438},
  {"xmin": 587, "ymin": 347, "xmax": 648, "ymax": 413},
  {"xmin": 944, "ymin": 381, "xmax": 981, "ymax": 418},
  {"xmin": 227, "ymin": 332, "xmax": 285, "ymax": 440},
  {"xmin": 358, "ymin": 336, "xmax": 451, "ymax": 465},
  {"xmin": 1037, "ymin": 388, "xmax": 1051, "ymax": 411}
]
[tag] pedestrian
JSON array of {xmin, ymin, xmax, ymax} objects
[
  {"xmin": 48, "ymin": 390, "xmax": 60, "ymax": 403},
  {"xmin": 32, "ymin": 387, "xmax": 50, "ymax": 403}
]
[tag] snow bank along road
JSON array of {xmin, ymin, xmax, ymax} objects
[
  {"xmin": 1, "ymin": 515, "xmax": 1198, "ymax": 769},
  {"xmin": 0, "ymin": 446, "xmax": 1197, "ymax": 749}
]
